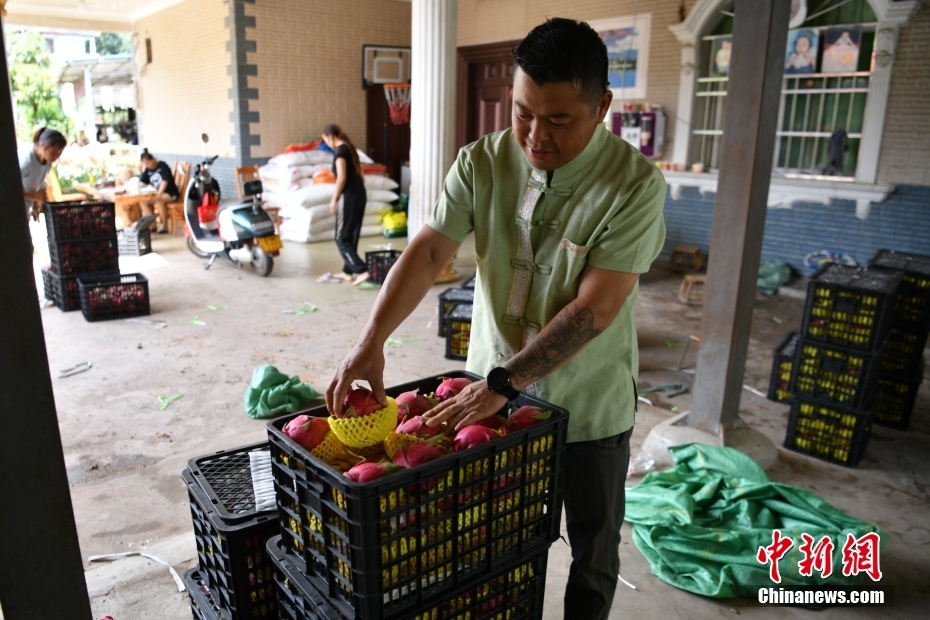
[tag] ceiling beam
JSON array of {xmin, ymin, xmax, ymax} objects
[{"xmin": 3, "ymin": 10, "xmax": 132, "ymax": 32}]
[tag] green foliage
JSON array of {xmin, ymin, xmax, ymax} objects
[
  {"xmin": 95, "ymin": 32, "xmax": 131, "ymax": 56},
  {"xmin": 8, "ymin": 31, "xmax": 73, "ymax": 141}
]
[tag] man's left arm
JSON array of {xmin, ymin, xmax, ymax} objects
[{"xmin": 425, "ymin": 265, "xmax": 639, "ymax": 430}]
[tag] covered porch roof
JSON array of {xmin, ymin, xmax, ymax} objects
[{"xmin": 2, "ymin": 0, "xmax": 186, "ymax": 31}]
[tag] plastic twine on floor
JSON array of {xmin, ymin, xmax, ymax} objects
[{"xmin": 88, "ymin": 551, "xmax": 186, "ymax": 592}]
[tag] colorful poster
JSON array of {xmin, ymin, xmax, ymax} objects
[
  {"xmin": 785, "ymin": 29, "xmax": 819, "ymax": 75},
  {"xmin": 712, "ymin": 36, "xmax": 733, "ymax": 76},
  {"xmin": 588, "ymin": 13, "xmax": 651, "ymax": 100},
  {"xmin": 822, "ymin": 27, "xmax": 861, "ymax": 73}
]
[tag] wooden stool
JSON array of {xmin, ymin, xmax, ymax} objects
[
  {"xmin": 679, "ymin": 274, "xmax": 707, "ymax": 305},
  {"xmin": 670, "ymin": 246, "xmax": 705, "ymax": 272}
]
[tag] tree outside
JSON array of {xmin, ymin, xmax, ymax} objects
[
  {"xmin": 7, "ymin": 31, "xmax": 73, "ymax": 142},
  {"xmin": 95, "ymin": 32, "xmax": 131, "ymax": 56}
]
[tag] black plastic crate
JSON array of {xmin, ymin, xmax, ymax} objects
[
  {"xmin": 784, "ymin": 397, "xmax": 874, "ymax": 467},
  {"xmin": 461, "ymin": 275, "xmax": 476, "ymax": 290},
  {"xmin": 48, "ymin": 237, "xmax": 120, "ymax": 277},
  {"xmin": 267, "ymin": 535, "xmax": 548, "ymax": 620},
  {"xmin": 41, "ymin": 267, "xmax": 82, "ymax": 312},
  {"xmin": 266, "ymin": 537, "xmax": 345, "ymax": 620},
  {"xmin": 868, "ymin": 249, "xmax": 930, "ymax": 330},
  {"xmin": 266, "ymin": 370, "xmax": 568, "ymax": 620},
  {"xmin": 874, "ymin": 364, "xmax": 923, "ymax": 431},
  {"xmin": 443, "ymin": 304, "xmax": 472, "ymax": 361},
  {"xmin": 365, "ymin": 250, "xmax": 402, "ymax": 285},
  {"xmin": 184, "ymin": 464, "xmax": 279, "ymax": 620},
  {"xmin": 78, "ymin": 273, "xmax": 150, "ymax": 322},
  {"xmin": 801, "ymin": 264, "xmax": 901, "ymax": 352},
  {"xmin": 117, "ymin": 217, "xmax": 154, "ymax": 256},
  {"xmin": 790, "ymin": 338, "xmax": 883, "ymax": 410},
  {"xmin": 184, "ymin": 568, "xmax": 233, "ymax": 620},
  {"xmin": 767, "ymin": 331, "xmax": 800, "ymax": 402},
  {"xmin": 881, "ymin": 326, "xmax": 928, "ymax": 382},
  {"xmin": 44, "ymin": 199, "xmax": 116, "ymax": 242},
  {"xmin": 437, "ymin": 288, "xmax": 474, "ymax": 336}
]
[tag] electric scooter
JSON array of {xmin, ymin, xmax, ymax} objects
[{"xmin": 184, "ymin": 134, "xmax": 281, "ymax": 277}]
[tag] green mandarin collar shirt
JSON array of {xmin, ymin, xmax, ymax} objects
[{"xmin": 428, "ymin": 124, "xmax": 667, "ymax": 442}]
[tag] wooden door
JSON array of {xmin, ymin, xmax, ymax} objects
[
  {"xmin": 366, "ymin": 87, "xmax": 410, "ymax": 184},
  {"xmin": 457, "ymin": 41, "xmax": 521, "ymax": 149}
]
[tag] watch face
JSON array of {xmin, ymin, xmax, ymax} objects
[{"xmin": 487, "ymin": 367, "xmax": 510, "ymax": 390}]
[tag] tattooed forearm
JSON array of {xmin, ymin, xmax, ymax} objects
[{"xmin": 507, "ymin": 305, "xmax": 605, "ymax": 387}]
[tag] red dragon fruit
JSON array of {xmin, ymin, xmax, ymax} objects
[
  {"xmin": 453, "ymin": 425, "xmax": 498, "ymax": 452},
  {"xmin": 393, "ymin": 436, "xmax": 449, "ymax": 468},
  {"xmin": 475, "ymin": 415, "xmax": 507, "ymax": 431},
  {"xmin": 282, "ymin": 415, "xmax": 330, "ymax": 451},
  {"xmin": 344, "ymin": 461, "xmax": 402, "ymax": 483},
  {"xmin": 396, "ymin": 390, "xmax": 437, "ymax": 423},
  {"xmin": 505, "ymin": 406, "xmax": 551, "ymax": 433},
  {"xmin": 341, "ymin": 387, "xmax": 384, "ymax": 418},
  {"xmin": 434, "ymin": 377, "xmax": 472, "ymax": 402},
  {"xmin": 396, "ymin": 415, "xmax": 443, "ymax": 438}
]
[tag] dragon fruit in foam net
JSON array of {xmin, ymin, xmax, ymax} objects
[
  {"xmin": 453, "ymin": 425, "xmax": 498, "ymax": 452},
  {"xmin": 395, "ymin": 415, "xmax": 442, "ymax": 438},
  {"xmin": 341, "ymin": 387, "xmax": 384, "ymax": 418},
  {"xmin": 344, "ymin": 461, "xmax": 401, "ymax": 483},
  {"xmin": 396, "ymin": 390, "xmax": 437, "ymax": 423},
  {"xmin": 434, "ymin": 377, "xmax": 472, "ymax": 402},
  {"xmin": 282, "ymin": 415, "xmax": 330, "ymax": 451}
]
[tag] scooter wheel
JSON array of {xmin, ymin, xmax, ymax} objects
[
  {"xmin": 251, "ymin": 246, "xmax": 274, "ymax": 277},
  {"xmin": 186, "ymin": 235, "xmax": 211, "ymax": 258}
]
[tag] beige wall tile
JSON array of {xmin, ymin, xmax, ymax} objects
[
  {"xmin": 134, "ymin": 0, "xmax": 235, "ymax": 158},
  {"xmin": 249, "ymin": 0, "xmax": 412, "ymax": 158}
]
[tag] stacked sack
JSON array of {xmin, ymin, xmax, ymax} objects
[{"xmin": 259, "ymin": 147, "xmax": 400, "ymax": 244}]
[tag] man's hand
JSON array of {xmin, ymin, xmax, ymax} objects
[
  {"xmin": 328, "ymin": 199, "xmax": 337, "ymax": 216},
  {"xmin": 422, "ymin": 380, "xmax": 508, "ymax": 432},
  {"xmin": 29, "ymin": 203, "xmax": 40, "ymax": 222},
  {"xmin": 326, "ymin": 341, "xmax": 387, "ymax": 416}
]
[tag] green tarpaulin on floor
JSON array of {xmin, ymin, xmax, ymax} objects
[
  {"xmin": 625, "ymin": 444, "xmax": 884, "ymax": 598},
  {"xmin": 244, "ymin": 364, "xmax": 319, "ymax": 419}
]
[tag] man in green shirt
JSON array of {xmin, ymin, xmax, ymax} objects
[{"xmin": 326, "ymin": 17, "xmax": 666, "ymax": 620}]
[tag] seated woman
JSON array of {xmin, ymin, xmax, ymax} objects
[
  {"xmin": 138, "ymin": 149, "xmax": 180, "ymax": 233},
  {"xmin": 20, "ymin": 127, "xmax": 67, "ymax": 221}
]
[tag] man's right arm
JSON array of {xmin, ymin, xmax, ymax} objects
[{"xmin": 325, "ymin": 226, "xmax": 461, "ymax": 414}]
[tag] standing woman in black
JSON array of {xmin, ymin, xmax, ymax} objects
[{"xmin": 323, "ymin": 124, "xmax": 370, "ymax": 285}]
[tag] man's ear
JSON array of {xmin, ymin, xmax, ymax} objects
[{"xmin": 596, "ymin": 90, "xmax": 613, "ymax": 123}]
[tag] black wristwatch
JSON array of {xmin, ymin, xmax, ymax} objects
[{"xmin": 487, "ymin": 366, "xmax": 520, "ymax": 400}]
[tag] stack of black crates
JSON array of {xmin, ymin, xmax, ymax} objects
[
  {"xmin": 780, "ymin": 263, "xmax": 902, "ymax": 467},
  {"xmin": 181, "ymin": 443, "xmax": 281, "ymax": 620},
  {"xmin": 439, "ymin": 274, "xmax": 476, "ymax": 361},
  {"xmin": 41, "ymin": 199, "xmax": 150, "ymax": 322},
  {"xmin": 263, "ymin": 370, "xmax": 567, "ymax": 620},
  {"xmin": 867, "ymin": 250, "xmax": 930, "ymax": 430}
]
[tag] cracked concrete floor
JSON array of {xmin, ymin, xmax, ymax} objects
[{"xmin": 8, "ymin": 230, "xmax": 929, "ymax": 619}]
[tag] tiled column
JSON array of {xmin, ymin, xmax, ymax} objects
[{"xmin": 408, "ymin": 0, "xmax": 457, "ymax": 239}]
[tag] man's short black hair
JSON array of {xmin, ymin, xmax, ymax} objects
[{"xmin": 512, "ymin": 17, "xmax": 609, "ymax": 112}]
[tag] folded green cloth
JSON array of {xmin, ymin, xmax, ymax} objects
[
  {"xmin": 625, "ymin": 444, "xmax": 883, "ymax": 598},
  {"xmin": 244, "ymin": 365, "xmax": 319, "ymax": 419}
]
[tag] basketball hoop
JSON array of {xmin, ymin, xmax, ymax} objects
[{"xmin": 384, "ymin": 83, "xmax": 411, "ymax": 125}]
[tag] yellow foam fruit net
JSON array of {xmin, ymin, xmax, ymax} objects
[
  {"xmin": 384, "ymin": 431, "xmax": 421, "ymax": 459},
  {"xmin": 329, "ymin": 397, "xmax": 398, "ymax": 448},
  {"xmin": 349, "ymin": 442, "xmax": 388, "ymax": 463},
  {"xmin": 311, "ymin": 431, "xmax": 352, "ymax": 466}
]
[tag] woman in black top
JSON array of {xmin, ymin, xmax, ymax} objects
[
  {"xmin": 323, "ymin": 124, "xmax": 370, "ymax": 285},
  {"xmin": 138, "ymin": 149, "xmax": 180, "ymax": 233}
]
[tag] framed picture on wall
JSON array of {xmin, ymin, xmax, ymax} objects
[
  {"xmin": 588, "ymin": 13, "xmax": 651, "ymax": 101},
  {"xmin": 785, "ymin": 28, "xmax": 819, "ymax": 75},
  {"xmin": 712, "ymin": 36, "xmax": 733, "ymax": 76},
  {"xmin": 822, "ymin": 27, "xmax": 861, "ymax": 73}
]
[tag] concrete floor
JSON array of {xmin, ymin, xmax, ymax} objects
[{"xmin": 11, "ymin": 230, "xmax": 930, "ymax": 619}]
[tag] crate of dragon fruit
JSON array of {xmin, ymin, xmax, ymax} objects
[{"xmin": 266, "ymin": 370, "xmax": 568, "ymax": 620}]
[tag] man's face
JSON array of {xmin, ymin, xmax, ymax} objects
[{"xmin": 512, "ymin": 67, "xmax": 611, "ymax": 172}]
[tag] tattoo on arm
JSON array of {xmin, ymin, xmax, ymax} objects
[{"xmin": 508, "ymin": 305, "xmax": 604, "ymax": 386}]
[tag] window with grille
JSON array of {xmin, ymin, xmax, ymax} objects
[{"xmin": 691, "ymin": 0, "xmax": 879, "ymax": 179}]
